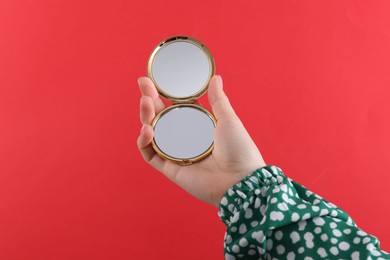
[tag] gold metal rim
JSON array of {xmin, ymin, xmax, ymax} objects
[
  {"xmin": 147, "ymin": 36, "xmax": 215, "ymax": 103},
  {"xmin": 151, "ymin": 104, "xmax": 216, "ymax": 165}
]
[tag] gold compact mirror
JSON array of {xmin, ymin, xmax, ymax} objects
[{"xmin": 147, "ymin": 36, "xmax": 216, "ymax": 165}]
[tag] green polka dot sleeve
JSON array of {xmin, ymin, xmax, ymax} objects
[{"xmin": 218, "ymin": 165, "xmax": 390, "ymax": 259}]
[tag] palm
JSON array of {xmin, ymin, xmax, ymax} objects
[{"xmin": 138, "ymin": 75, "xmax": 265, "ymax": 206}]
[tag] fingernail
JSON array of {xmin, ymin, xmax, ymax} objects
[
  {"xmin": 218, "ymin": 75, "xmax": 223, "ymax": 89},
  {"xmin": 137, "ymin": 77, "xmax": 143, "ymax": 86},
  {"xmin": 141, "ymin": 124, "xmax": 147, "ymax": 133}
]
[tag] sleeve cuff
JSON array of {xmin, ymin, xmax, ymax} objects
[{"xmin": 218, "ymin": 165, "xmax": 285, "ymax": 226}]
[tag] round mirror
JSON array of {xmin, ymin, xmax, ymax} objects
[
  {"xmin": 148, "ymin": 37, "xmax": 215, "ymax": 102},
  {"xmin": 152, "ymin": 105, "xmax": 216, "ymax": 163}
]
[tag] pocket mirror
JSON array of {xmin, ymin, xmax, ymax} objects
[{"xmin": 147, "ymin": 36, "xmax": 216, "ymax": 165}]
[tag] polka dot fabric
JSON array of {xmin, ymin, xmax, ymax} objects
[{"xmin": 218, "ymin": 166, "xmax": 390, "ymax": 259}]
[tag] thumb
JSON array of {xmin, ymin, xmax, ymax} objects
[{"xmin": 208, "ymin": 75, "xmax": 237, "ymax": 122}]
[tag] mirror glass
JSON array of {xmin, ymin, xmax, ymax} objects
[
  {"xmin": 154, "ymin": 106, "xmax": 215, "ymax": 159},
  {"xmin": 152, "ymin": 41, "xmax": 211, "ymax": 98}
]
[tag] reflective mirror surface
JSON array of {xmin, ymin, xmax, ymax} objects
[
  {"xmin": 153, "ymin": 106, "xmax": 215, "ymax": 160},
  {"xmin": 151, "ymin": 41, "xmax": 211, "ymax": 98}
]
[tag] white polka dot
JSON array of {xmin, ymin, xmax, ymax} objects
[
  {"xmin": 250, "ymin": 176, "xmax": 259, "ymax": 184},
  {"xmin": 317, "ymin": 247, "xmax": 327, "ymax": 257},
  {"xmin": 231, "ymin": 213, "xmax": 240, "ymax": 223},
  {"xmin": 343, "ymin": 228, "xmax": 351, "ymax": 234},
  {"xmin": 276, "ymin": 245, "xmax": 285, "ymax": 254},
  {"xmin": 260, "ymin": 205, "xmax": 266, "ymax": 215},
  {"xmin": 302, "ymin": 213, "xmax": 311, "ymax": 220},
  {"xmin": 270, "ymin": 211, "xmax": 284, "ymax": 221},
  {"xmin": 351, "ymin": 251, "xmax": 360, "ymax": 260},
  {"xmin": 254, "ymin": 198, "xmax": 261, "ymax": 208},
  {"xmin": 287, "ymin": 252, "xmax": 295, "ymax": 260},
  {"xmin": 282, "ymin": 193, "xmax": 289, "ymax": 203},
  {"xmin": 232, "ymin": 245, "xmax": 240, "ymax": 253},
  {"xmin": 239, "ymin": 238, "xmax": 248, "ymax": 247},
  {"xmin": 236, "ymin": 190, "xmax": 245, "ymax": 198},
  {"xmin": 225, "ymin": 253, "xmax": 235, "ymax": 260},
  {"xmin": 248, "ymin": 249, "xmax": 256, "ymax": 255},
  {"xmin": 239, "ymin": 223, "xmax": 247, "ymax": 234},
  {"xmin": 312, "ymin": 217, "xmax": 325, "ymax": 226},
  {"xmin": 331, "ymin": 238, "xmax": 338, "ymax": 244},
  {"xmin": 251, "ymin": 231, "xmax": 264, "ymax": 243},
  {"xmin": 298, "ymin": 220, "xmax": 307, "ymax": 231},
  {"xmin": 330, "ymin": 222, "xmax": 337, "ymax": 228},
  {"xmin": 304, "ymin": 232, "xmax": 314, "ymax": 248},
  {"xmin": 270, "ymin": 197, "xmax": 278, "ymax": 204},
  {"xmin": 353, "ymin": 237, "xmax": 361, "ymax": 244},
  {"xmin": 260, "ymin": 215, "xmax": 267, "ymax": 225},
  {"xmin": 288, "ymin": 198, "xmax": 297, "ymax": 205},
  {"xmin": 220, "ymin": 197, "xmax": 228, "ymax": 206},
  {"xmin": 366, "ymin": 243, "xmax": 374, "ymax": 251},
  {"xmin": 297, "ymin": 204, "xmax": 307, "ymax": 209},
  {"xmin": 231, "ymin": 226, "xmax": 237, "ymax": 232},
  {"xmin": 277, "ymin": 202, "xmax": 289, "ymax": 211},
  {"xmin": 314, "ymin": 227, "xmax": 321, "ymax": 234},
  {"xmin": 261, "ymin": 188, "xmax": 267, "ymax": 197},
  {"xmin": 298, "ymin": 247, "xmax": 304, "ymax": 254},
  {"xmin": 357, "ymin": 230, "xmax": 367, "ymax": 236},
  {"xmin": 321, "ymin": 233, "xmax": 328, "ymax": 241},
  {"xmin": 339, "ymin": 241, "xmax": 350, "ymax": 251},
  {"xmin": 304, "ymin": 257, "xmax": 313, "ymax": 260},
  {"xmin": 281, "ymin": 184, "xmax": 288, "ymax": 193},
  {"xmin": 290, "ymin": 231, "xmax": 300, "ymax": 244},
  {"xmin": 266, "ymin": 239, "xmax": 273, "ymax": 250},
  {"xmin": 291, "ymin": 212, "xmax": 300, "ymax": 222},
  {"xmin": 245, "ymin": 208, "xmax": 253, "ymax": 219},
  {"xmin": 372, "ymin": 250, "xmax": 381, "ymax": 256},
  {"xmin": 333, "ymin": 229, "xmax": 342, "ymax": 237},
  {"xmin": 275, "ymin": 230, "xmax": 283, "ymax": 240},
  {"xmin": 226, "ymin": 235, "xmax": 232, "ymax": 244},
  {"xmin": 363, "ymin": 237, "xmax": 370, "ymax": 244},
  {"xmin": 251, "ymin": 221, "xmax": 258, "ymax": 227},
  {"xmin": 320, "ymin": 209, "xmax": 329, "ymax": 215},
  {"xmin": 312, "ymin": 206, "xmax": 320, "ymax": 212},
  {"xmin": 346, "ymin": 217, "xmax": 354, "ymax": 224},
  {"xmin": 331, "ymin": 210, "xmax": 338, "ymax": 216},
  {"xmin": 245, "ymin": 181, "xmax": 254, "ymax": 190},
  {"xmin": 330, "ymin": 246, "xmax": 339, "ymax": 255}
]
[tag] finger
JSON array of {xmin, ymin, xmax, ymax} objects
[
  {"xmin": 138, "ymin": 77, "xmax": 166, "ymax": 113},
  {"xmin": 137, "ymin": 124, "xmax": 166, "ymax": 172},
  {"xmin": 140, "ymin": 96, "xmax": 155, "ymax": 125},
  {"xmin": 208, "ymin": 75, "xmax": 237, "ymax": 122}
]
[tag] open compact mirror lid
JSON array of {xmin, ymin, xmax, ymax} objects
[{"xmin": 147, "ymin": 36, "xmax": 215, "ymax": 102}]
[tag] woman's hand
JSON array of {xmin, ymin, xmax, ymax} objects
[{"xmin": 137, "ymin": 75, "xmax": 266, "ymax": 207}]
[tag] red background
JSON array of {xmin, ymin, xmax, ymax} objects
[{"xmin": 0, "ymin": 0, "xmax": 389, "ymax": 259}]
